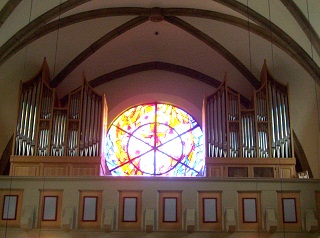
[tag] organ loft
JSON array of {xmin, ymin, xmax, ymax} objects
[
  {"xmin": 3, "ymin": 59, "xmax": 318, "ymax": 236},
  {"xmin": 9, "ymin": 59, "xmax": 296, "ymax": 178}
]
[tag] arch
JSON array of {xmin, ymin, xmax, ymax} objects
[
  {"xmin": 58, "ymin": 62, "xmax": 251, "ymax": 107},
  {"xmin": 0, "ymin": 0, "xmax": 22, "ymax": 28},
  {"xmin": 0, "ymin": 7, "xmax": 319, "ymax": 86},
  {"xmin": 50, "ymin": 16, "xmax": 149, "ymax": 87},
  {"xmin": 280, "ymin": 0, "xmax": 320, "ymax": 57},
  {"xmin": 0, "ymin": 0, "xmax": 90, "ymax": 61},
  {"xmin": 88, "ymin": 61, "xmax": 251, "ymax": 107},
  {"xmin": 50, "ymin": 16, "xmax": 259, "ymax": 88},
  {"xmin": 165, "ymin": 16, "xmax": 260, "ymax": 89},
  {"xmin": 213, "ymin": 0, "xmax": 320, "ymax": 62}
]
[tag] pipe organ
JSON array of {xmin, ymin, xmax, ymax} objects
[
  {"xmin": 204, "ymin": 61, "xmax": 295, "ymax": 178},
  {"xmin": 10, "ymin": 59, "xmax": 107, "ymax": 176}
]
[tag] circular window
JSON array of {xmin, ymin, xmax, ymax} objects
[{"xmin": 105, "ymin": 103, "xmax": 204, "ymax": 176}]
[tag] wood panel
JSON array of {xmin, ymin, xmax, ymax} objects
[
  {"xmin": 315, "ymin": 191, "xmax": 320, "ymax": 227},
  {"xmin": 78, "ymin": 190, "xmax": 102, "ymax": 229},
  {"xmin": 118, "ymin": 190, "xmax": 142, "ymax": 230},
  {"xmin": 158, "ymin": 191, "xmax": 182, "ymax": 231},
  {"xmin": 277, "ymin": 191, "xmax": 302, "ymax": 231},
  {"xmin": 0, "ymin": 189, "xmax": 23, "ymax": 227},
  {"xmin": 198, "ymin": 191, "xmax": 222, "ymax": 231},
  {"xmin": 10, "ymin": 156, "xmax": 101, "ymax": 176},
  {"xmin": 237, "ymin": 191, "xmax": 261, "ymax": 231},
  {"xmin": 38, "ymin": 190, "xmax": 63, "ymax": 228}
]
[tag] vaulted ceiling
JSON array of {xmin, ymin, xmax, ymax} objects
[
  {"xmin": 1, "ymin": 0, "xmax": 319, "ymax": 95},
  {"xmin": 1, "ymin": 0, "xmax": 320, "ymax": 176}
]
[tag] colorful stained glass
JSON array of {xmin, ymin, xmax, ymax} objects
[{"xmin": 105, "ymin": 103, "xmax": 204, "ymax": 176}]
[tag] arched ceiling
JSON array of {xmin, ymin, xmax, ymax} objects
[{"xmin": 0, "ymin": 0, "xmax": 319, "ymax": 96}]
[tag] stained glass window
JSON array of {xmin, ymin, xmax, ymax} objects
[{"xmin": 105, "ymin": 103, "xmax": 204, "ymax": 176}]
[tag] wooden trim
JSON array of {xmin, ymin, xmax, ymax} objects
[
  {"xmin": 0, "ymin": 190, "xmax": 23, "ymax": 227},
  {"xmin": 282, "ymin": 198, "xmax": 297, "ymax": 223},
  {"xmin": 228, "ymin": 167, "xmax": 248, "ymax": 177},
  {"xmin": 122, "ymin": 197, "xmax": 137, "ymax": 222},
  {"xmin": 202, "ymin": 198, "xmax": 217, "ymax": 223},
  {"xmin": 158, "ymin": 191, "xmax": 182, "ymax": 231},
  {"xmin": 198, "ymin": 191, "xmax": 222, "ymax": 231},
  {"xmin": 42, "ymin": 196, "xmax": 58, "ymax": 221},
  {"xmin": 206, "ymin": 157, "xmax": 296, "ymax": 165},
  {"xmin": 315, "ymin": 191, "xmax": 320, "ymax": 228},
  {"xmin": 78, "ymin": 190, "xmax": 102, "ymax": 229},
  {"xmin": 242, "ymin": 198, "xmax": 257, "ymax": 223},
  {"xmin": 118, "ymin": 190, "xmax": 142, "ymax": 230},
  {"xmin": 277, "ymin": 192, "xmax": 301, "ymax": 230},
  {"xmin": 10, "ymin": 155, "xmax": 101, "ymax": 163},
  {"xmin": 2, "ymin": 195, "xmax": 18, "ymax": 220},
  {"xmin": 82, "ymin": 196, "xmax": 98, "ymax": 222},
  {"xmin": 163, "ymin": 197, "xmax": 177, "ymax": 222},
  {"xmin": 237, "ymin": 192, "xmax": 261, "ymax": 231},
  {"xmin": 38, "ymin": 190, "xmax": 63, "ymax": 228}
]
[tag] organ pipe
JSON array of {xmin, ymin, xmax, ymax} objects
[
  {"xmin": 204, "ymin": 62, "xmax": 293, "ymax": 159},
  {"xmin": 12, "ymin": 59, "xmax": 105, "ymax": 158}
]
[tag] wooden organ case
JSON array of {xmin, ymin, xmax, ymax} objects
[
  {"xmin": 204, "ymin": 62, "xmax": 295, "ymax": 178},
  {"xmin": 10, "ymin": 59, "xmax": 107, "ymax": 176}
]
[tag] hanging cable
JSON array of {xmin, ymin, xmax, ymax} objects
[
  {"xmin": 5, "ymin": 0, "xmax": 34, "ymax": 237},
  {"xmin": 306, "ymin": 0, "xmax": 320, "ymax": 181},
  {"xmin": 306, "ymin": 0, "xmax": 320, "ymax": 132},
  {"xmin": 53, "ymin": 0, "xmax": 63, "ymax": 78},
  {"xmin": 246, "ymin": 1, "xmax": 262, "ymax": 237},
  {"xmin": 39, "ymin": 1, "xmax": 62, "ymax": 237},
  {"xmin": 246, "ymin": 0, "xmax": 252, "ymax": 73}
]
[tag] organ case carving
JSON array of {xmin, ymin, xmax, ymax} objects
[{"xmin": 204, "ymin": 61, "xmax": 295, "ymax": 178}]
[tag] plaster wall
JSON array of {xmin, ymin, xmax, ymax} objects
[{"xmin": 0, "ymin": 176, "xmax": 319, "ymax": 237}]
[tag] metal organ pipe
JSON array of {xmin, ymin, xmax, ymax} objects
[
  {"xmin": 268, "ymin": 83, "xmax": 291, "ymax": 158},
  {"xmin": 67, "ymin": 91, "xmax": 81, "ymax": 156},
  {"xmin": 228, "ymin": 93, "xmax": 239, "ymax": 158},
  {"xmin": 14, "ymin": 79, "xmax": 42, "ymax": 156},
  {"xmin": 51, "ymin": 111, "xmax": 67, "ymax": 156},
  {"xmin": 206, "ymin": 86, "xmax": 229, "ymax": 158},
  {"xmin": 13, "ymin": 76, "xmax": 104, "ymax": 159}
]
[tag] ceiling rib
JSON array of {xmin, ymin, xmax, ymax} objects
[
  {"xmin": 50, "ymin": 14, "xmax": 259, "ymax": 89},
  {"xmin": 280, "ymin": 0, "xmax": 320, "ymax": 57},
  {"xmin": 0, "ymin": 7, "xmax": 319, "ymax": 87},
  {"xmin": 50, "ymin": 16, "xmax": 149, "ymax": 88},
  {"xmin": 0, "ymin": 0, "xmax": 22, "ymax": 28},
  {"xmin": 90, "ymin": 61, "xmax": 222, "ymax": 88},
  {"xmin": 212, "ymin": 0, "xmax": 320, "ymax": 85},
  {"xmin": 165, "ymin": 16, "xmax": 260, "ymax": 89},
  {"xmin": 58, "ymin": 61, "xmax": 251, "ymax": 107},
  {"xmin": 0, "ymin": 0, "xmax": 90, "ymax": 62}
]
